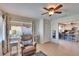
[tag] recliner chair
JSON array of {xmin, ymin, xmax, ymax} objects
[{"xmin": 21, "ymin": 35, "xmax": 37, "ymax": 56}]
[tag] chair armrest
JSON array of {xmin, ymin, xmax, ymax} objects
[{"xmin": 33, "ymin": 42, "xmax": 37, "ymax": 47}]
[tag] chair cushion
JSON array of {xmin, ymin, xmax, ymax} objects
[
  {"xmin": 23, "ymin": 46, "xmax": 36, "ymax": 53},
  {"xmin": 22, "ymin": 40, "xmax": 33, "ymax": 46},
  {"xmin": 22, "ymin": 35, "xmax": 32, "ymax": 41}
]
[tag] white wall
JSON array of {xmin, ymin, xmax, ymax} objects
[
  {"xmin": 43, "ymin": 19, "xmax": 51, "ymax": 43},
  {"xmin": 34, "ymin": 19, "xmax": 51, "ymax": 43},
  {"xmin": 33, "ymin": 20, "xmax": 39, "ymax": 35},
  {"xmin": 39, "ymin": 19, "xmax": 44, "ymax": 43},
  {"xmin": 33, "ymin": 19, "xmax": 40, "ymax": 43}
]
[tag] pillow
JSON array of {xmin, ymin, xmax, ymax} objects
[{"xmin": 22, "ymin": 40, "xmax": 33, "ymax": 46}]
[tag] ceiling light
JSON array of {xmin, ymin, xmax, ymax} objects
[{"xmin": 48, "ymin": 10, "xmax": 54, "ymax": 16}]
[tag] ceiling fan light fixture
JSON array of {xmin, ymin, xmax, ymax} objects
[
  {"xmin": 42, "ymin": 4, "xmax": 63, "ymax": 16},
  {"xmin": 48, "ymin": 10, "xmax": 54, "ymax": 16}
]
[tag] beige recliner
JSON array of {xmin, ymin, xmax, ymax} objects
[{"xmin": 21, "ymin": 35, "xmax": 37, "ymax": 56}]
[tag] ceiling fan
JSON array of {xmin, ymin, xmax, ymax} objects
[{"xmin": 42, "ymin": 4, "xmax": 63, "ymax": 16}]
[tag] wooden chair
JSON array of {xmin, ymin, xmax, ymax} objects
[{"xmin": 9, "ymin": 37, "xmax": 19, "ymax": 56}]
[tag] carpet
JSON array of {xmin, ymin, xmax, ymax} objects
[{"xmin": 33, "ymin": 51, "xmax": 47, "ymax": 56}]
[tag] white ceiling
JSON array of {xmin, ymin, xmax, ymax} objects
[{"xmin": 0, "ymin": 3, "xmax": 79, "ymax": 20}]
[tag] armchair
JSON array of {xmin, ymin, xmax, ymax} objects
[{"xmin": 21, "ymin": 35, "xmax": 37, "ymax": 56}]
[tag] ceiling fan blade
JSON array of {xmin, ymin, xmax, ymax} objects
[
  {"xmin": 41, "ymin": 12, "xmax": 48, "ymax": 15},
  {"xmin": 54, "ymin": 4, "xmax": 63, "ymax": 10},
  {"xmin": 43, "ymin": 7, "xmax": 49, "ymax": 11},
  {"xmin": 54, "ymin": 11, "xmax": 62, "ymax": 14}
]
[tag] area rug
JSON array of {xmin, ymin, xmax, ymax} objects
[{"xmin": 33, "ymin": 51, "xmax": 47, "ymax": 56}]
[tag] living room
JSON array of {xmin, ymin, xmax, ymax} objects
[{"xmin": 0, "ymin": 3, "xmax": 79, "ymax": 56}]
